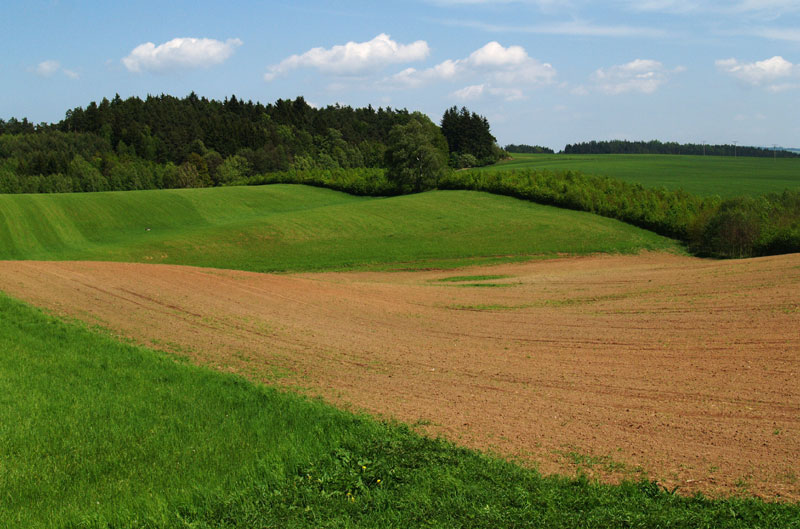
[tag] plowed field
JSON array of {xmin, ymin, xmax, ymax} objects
[{"xmin": 1, "ymin": 252, "xmax": 798, "ymax": 500}]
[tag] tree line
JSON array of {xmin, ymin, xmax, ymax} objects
[
  {"xmin": 562, "ymin": 140, "xmax": 799, "ymax": 158},
  {"xmin": 0, "ymin": 95, "xmax": 501, "ymax": 193},
  {"xmin": 504, "ymin": 144, "xmax": 554, "ymax": 154}
]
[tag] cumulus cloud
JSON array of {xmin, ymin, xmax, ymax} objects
[
  {"xmin": 591, "ymin": 59, "xmax": 677, "ymax": 94},
  {"xmin": 123, "ymin": 37, "xmax": 242, "ymax": 73},
  {"xmin": 390, "ymin": 41, "xmax": 555, "ymax": 100},
  {"xmin": 264, "ymin": 34, "xmax": 430, "ymax": 81},
  {"xmin": 467, "ymin": 41, "xmax": 528, "ymax": 67},
  {"xmin": 715, "ymin": 56, "xmax": 797, "ymax": 89},
  {"xmin": 32, "ymin": 60, "xmax": 79, "ymax": 79}
]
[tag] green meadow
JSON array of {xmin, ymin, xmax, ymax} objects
[
  {"xmin": 487, "ymin": 153, "xmax": 800, "ymax": 197},
  {"xmin": 0, "ymin": 184, "xmax": 680, "ymax": 272},
  {"xmin": 2, "ymin": 293, "xmax": 798, "ymax": 528}
]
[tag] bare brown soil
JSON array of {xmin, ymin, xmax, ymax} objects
[{"xmin": 1, "ymin": 252, "xmax": 798, "ymax": 500}]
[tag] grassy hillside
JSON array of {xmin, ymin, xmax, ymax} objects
[
  {"xmin": 485, "ymin": 153, "xmax": 800, "ymax": 197},
  {"xmin": 2, "ymin": 293, "xmax": 798, "ymax": 528},
  {"xmin": 0, "ymin": 184, "xmax": 680, "ymax": 271}
]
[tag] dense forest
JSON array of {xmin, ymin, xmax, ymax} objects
[
  {"xmin": 0, "ymin": 94, "xmax": 501, "ymax": 194},
  {"xmin": 504, "ymin": 144, "xmax": 555, "ymax": 154},
  {"xmin": 441, "ymin": 106, "xmax": 505, "ymax": 167},
  {"xmin": 562, "ymin": 139, "xmax": 799, "ymax": 158}
]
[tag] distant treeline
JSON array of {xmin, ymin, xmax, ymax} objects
[
  {"xmin": 562, "ymin": 140, "xmax": 800, "ymax": 158},
  {"xmin": 0, "ymin": 94, "xmax": 503, "ymax": 193},
  {"xmin": 504, "ymin": 144, "xmax": 555, "ymax": 154}
]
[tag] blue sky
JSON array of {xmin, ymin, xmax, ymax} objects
[{"xmin": 2, "ymin": 0, "xmax": 799, "ymax": 150}]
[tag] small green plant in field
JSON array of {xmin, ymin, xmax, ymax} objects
[
  {"xmin": 2, "ymin": 293, "xmax": 799, "ymax": 527},
  {"xmin": 447, "ymin": 292, "xmax": 640, "ymax": 311},
  {"xmin": 560, "ymin": 450, "xmax": 637, "ymax": 476},
  {"xmin": 447, "ymin": 303, "xmax": 529, "ymax": 311},
  {"xmin": 433, "ymin": 274, "xmax": 512, "ymax": 282},
  {"xmin": 451, "ymin": 282, "xmax": 514, "ymax": 288}
]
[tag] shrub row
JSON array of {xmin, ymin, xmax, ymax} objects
[
  {"xmin": 235, "ymin": 167, "xmax": 394, "ymax": 196},
  {"xmin": 240, "ymin": 166, "xmax": 800, "ymax": 259},
  {"xmin": 440, "ymin": 169, "xmax": 800, "ymax": 258}
]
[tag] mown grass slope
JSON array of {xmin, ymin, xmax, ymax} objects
[
  {"xmin": 2, "ymin": 293, "xmax": 798, "ymax": 528},
  {"xmin": 488, "ymin": 153, "xmax": 800, "ymax": 197},
  {"xmin": 0, "ymin": 184, "xmax": 680, "ymax": 271}
]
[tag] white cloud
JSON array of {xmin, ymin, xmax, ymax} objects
[
  {"xmin": 733, "ymin": 0, "xmax": 800, "ymax": 14},
  {"xmin": 451, "ymin": 83, "xmax": 527, "ymax": 102},
  {"xmin": 570, "ymin": 85, "xmax": 590, "ymax": 96},
  {"xmin": 626, "ymin": 0, "xmax": 800, "ymax": 15},
  {"xmin": 715, "ymin": 56, "xmax": 797, "ymax": 89},
  {"xmin": 747, "ymin": 27, "xmax": 800, "ymax": 42},
  {"xmin": 623, "ymin": 0, "xmax": 710, "ymax": 12},
  {"xmin": 438, "ymin": 18, "xmax": 670, "ymax": 38},
  {"xmin": 264, "ymin": 34, "xmax": 429, "ymax": 81},
  {"xmin": 389, "ymin": 41, "xmax": 555, "ymax": 96},
  {"xmin": 453, "ymin": 84, "xmax": 486, "ymax": 100},
  {"xmin": 767, "ymin": 82, "xmax": 800, "ymax": 92},
  {"xmin": 32, "ymin": 60, "xmax": 79, "ymax": 79},
  {"xmin": 35, "ymin": 60, "xmax": 60, "ymax": 77},
  {"xmin": 123, "ymin": 37, "xmax": 242, "ymax": 73},
  {"xmin": 487, "ymin": 86, "xmax": 526, "ymax": 100},
  {"xmin": 591, "ymin": 59, "xmax": 677, "ymax": 95},
  {"xmin": 467, "ymin": 41, "xmax": 528, "ymax": 67}
]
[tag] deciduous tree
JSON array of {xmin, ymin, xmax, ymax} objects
[{"xmin": 385, "ymin": 113, "xmax": 449, "ymax": 193}]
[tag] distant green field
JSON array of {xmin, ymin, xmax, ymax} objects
[
  {"xmin": 4, "ymin": 293, "xmax": 798, "ymax": 528},
  {"xmin": 486, "ymin": 153, "xmax": 800, "ymax": 197},
  {"xmin": 0, "ymin": 184, "xmax": 680, "ymax": 271}
]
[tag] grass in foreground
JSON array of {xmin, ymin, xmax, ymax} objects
[
  {"xmin": 486, "ymin": 153, "xmax": 800, "ymax": 197},
  {"xmin": 0, "ymin": 184, "xmax": 680, "ymax": 272},
  {"xmin": 1, "ymin": 293, "xmax": 798, "ymax": 528}
]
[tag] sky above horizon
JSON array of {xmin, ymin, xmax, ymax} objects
[{"xmin": 2, "ymin": 0, "xmax": 799, "ymax": 150}]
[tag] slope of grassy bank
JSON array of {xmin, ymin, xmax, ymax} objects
[
  {"xmin": 0, "ymin": 184, "xmax": 679, "ymax": 271},
  {"xmin": 486, "ymin": 153, "xmax": 800, "ymax": 197},
  {"xmin": 2, "ymin": 293, "xmax": 798, "ymax": 528}
]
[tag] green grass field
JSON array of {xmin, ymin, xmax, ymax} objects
[
  {"xmin": 0, "ymin": 184, "xmax": 680, "ymax": 271},
  {"xmin": 487, "ymin": 153, "xmax": 800, "ymax": 197},
  {"xmin": 2, "ymin": 293, "xmax": 798, "ymax": 528}
]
